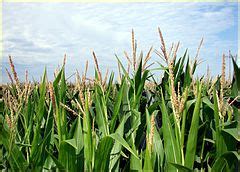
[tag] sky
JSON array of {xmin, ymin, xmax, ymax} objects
[{"xmin": 2, "ymin": 2, "xmax": 238, "ymax": 83}]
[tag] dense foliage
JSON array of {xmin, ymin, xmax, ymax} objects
[{"xmin": 0, "ymin": 30, "xmax": 239, "ymax": 171}]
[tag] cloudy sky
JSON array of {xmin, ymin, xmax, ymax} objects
[{"xmin": 2, "ymin": 2, "xmax": 238, "ymax": 83}]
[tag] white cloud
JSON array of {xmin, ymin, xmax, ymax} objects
[{"xmin": 2, "ymin": 2, "xmax": 238, "ymax": 82}]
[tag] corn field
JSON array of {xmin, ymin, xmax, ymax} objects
[{"xmin": 0, "ymin": 29, "xmax": 239, "ymax": 171}]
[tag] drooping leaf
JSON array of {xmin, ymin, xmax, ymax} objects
[{"xmin": 109, "ymin": 133, "xmax": 139, "ymax": 160}]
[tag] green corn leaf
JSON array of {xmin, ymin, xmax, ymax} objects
[
  {"xmin": 221, "ymin": 128, "xmax": 239, "ymax": 142},
  {"xmin": 173, "ymin": 57, "xmax": 182, "ymax": 77},
  {"xmin": 37, "ymin": 68, "xmax": 47, "ymax": 122},
  {"xmin": 52, "ymin": 69, "xmax": 63, "ymax": 143},
  {"xmin": 212, "ymin": 151, "xmax": 239, "ymax": 172},
  {"xmin": 130, "ymin": 152, "xmax": 142, "ymax": 171},
  {"xmin": 59, "ymin": 67, "xmax": 67, "ymax": 140},
  {"xmin": 143, "ymin": 144, "xmax": 153, "ymax": 171},
  {"xmin": 160, "ymin": 89, "xmax": 180, "ymax": 171},
  {"xmin": 213, "ymin": 88, "xmax": 220, "ymax": 130},
  {"xmin": 74, "ymin": 116, "xmax": 84, "ymax": 154},
  {"xmin": 110, "ymin": 78, "xmax": 126, "ymax": 133},
  {"xmin": 232, "ymin": 56, "xmax": 240, "ymax": 91},
  {"xmin": 169, "ymin": 163, "xmax": 192, "ymax": 172},
  {"xmin": 94, "ymin": 136, "xmax": 114, "ymax": 172},
  {"xmin": 185, "ymin": 83, "xmax": 202, "ymax": 169},
  {"xmin": 180, "ymin": 99, "xmax": 195, "ymax": 148},
  {"xmin": 135, "ymin": 70, "xmax": 149, "ymax": 109},
  {"xmin": 46, "ymin": 149, "xmax": 65, "ymax": 171},
  {"xmin": 95, "ymin": 84, "xmax": 109, "ymax": 136},
  {"xmin": 143, "ymin": 109, "xmax": 155, "ymax": 171},
  {"xmin": 134, "ymin": 55, "xmax": 143, "ymax": 92},
  {"xmin": 174, "ymin": 49, "xmax": 187, "ymax": 86},
  {"xmin": 53, "ymin": 68, "xmax": 63, "ymax": 104},
  {"xmin": 30, "ymin": 69, "xmax": 47, "ymax": 163},
  {"xmin": 183, "ymin": 57, "xmax": 192, "ymax": 89},
  {"xmin": 109, "ymin": 133, "xmax": 139, "ymax": 160},
  {"xmin": 213, "ymin": 87, "xmax": 228, "ymax": 158},
  {"xmin": 202, "ymin": 96, "xmax": 214, "ymax": 110},
  {"xmin": 83, "ymin": 92, "xmax": 93, "ymax": 171},
  {"xmin": 109, "ymin": 115, "xmax": 128, "ymax": 171},
  {"xmin": 0, "ymin": 121, "xmax": 28, "ymax": 170},
  {"xmin": 63, "ymin": 139, "xmax": 77, "ymax": 150},
  {"xmin": 59, "ymin": 140, "xmax": 77, "ymax": 171},
  {"xmin": 153, "ymin": 126, "xmax": 164, "ymax": 171}
]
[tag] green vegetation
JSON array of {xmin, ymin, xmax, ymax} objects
[{"xmin": 0, "ymin": 29, "xmax": 239, "ymax": 171}]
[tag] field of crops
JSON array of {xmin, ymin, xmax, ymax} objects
[{"xmin": 0, "ymin": 29, "xmax": 239, "ymax": 171}]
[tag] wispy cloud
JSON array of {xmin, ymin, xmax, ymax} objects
[{"xmin": 2, "ymin": 2, "xmax": 238, "ymax": 82}]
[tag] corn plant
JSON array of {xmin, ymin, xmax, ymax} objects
[{"xmin": 0, "ymin": 29, "xmax": 239, "ymax": 172}]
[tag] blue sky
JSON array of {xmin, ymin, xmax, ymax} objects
[{"xmin": 2, "ymin": 2, "xmax": 238, "ymax": 83}]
